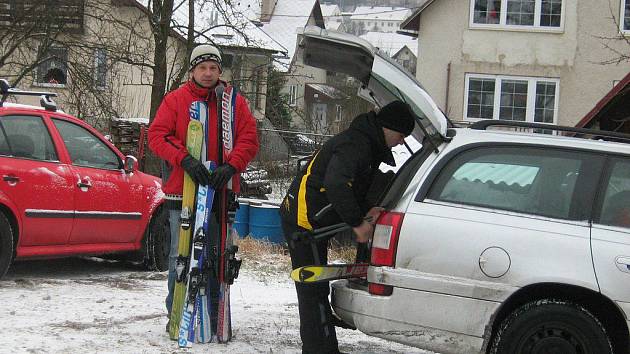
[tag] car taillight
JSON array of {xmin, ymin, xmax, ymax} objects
[{"xmin": 369, "ymin": 211, "xmax": 404, "ymax": 296}]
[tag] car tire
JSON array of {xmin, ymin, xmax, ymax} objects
[
  {"xmin": 142, "ymin": 206, "xmax": 169, "ymax": 272},
  {"xmin": 0, "ymin": 212, "xmax": 14, "ymax": 279},
  {"xmin": 490, "ymin": 299, "xmax": 613, "ymax": 354}
]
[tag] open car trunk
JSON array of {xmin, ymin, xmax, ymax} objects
[
  {"xmin": 298, "ymin": 26, "xmax": 448, "ymax": 139},
  {"xmin": 297, "ymin": 26, "xmax": 449, "ymax": 207}
]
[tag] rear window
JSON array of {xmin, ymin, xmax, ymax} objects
[
  {"xmin": 426, "ymin": 146, "xmax": 583, "ymax": 220},
  {"xmin": 0, "ymin": 115, "xmax": 57, "ymax": 161},
  {"xmin": 597, "ymin": 159, "xmax": 630, "ymax": 228}
]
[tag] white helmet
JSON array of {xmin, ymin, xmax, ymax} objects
[{"xmin": 189, "ymin": 44, "xmax": 222, "ymax": 71}]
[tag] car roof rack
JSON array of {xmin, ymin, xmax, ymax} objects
[
  {"xmin": 469, "ymin": 119, "xmax": 630, "ymax": 144},
  {"xmin": 0, "ymin": 79, "xmax": 58, "ymax": 112}
]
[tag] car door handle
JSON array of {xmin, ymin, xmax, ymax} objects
[
  {"xmin": 615, "ymin": 256, "xmax": 630, "ymax": 273},
  {"xmin": 77, "ymin": 181, "xmax": 92, "ymax": 189},
  {"xmin": 3, "ymin": 175, "xmax": 19, "ymax": 183}
]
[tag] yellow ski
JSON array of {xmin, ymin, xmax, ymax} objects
[
  {"xmin": 169, "ymin": 119, "xmax": 204, "ymax": 340},
  {"xmin": 290, "ymin": 263, "xmax": 369, "ymax": 283}
]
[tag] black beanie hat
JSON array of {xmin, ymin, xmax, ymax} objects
[{"xmin": 376, "ymin": 100, "xmax": 415, "ymax": 136}]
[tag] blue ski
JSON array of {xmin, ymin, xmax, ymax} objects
[{"xmin": 178, "ymin": 167, "xmax": 211, "ymax": 347}]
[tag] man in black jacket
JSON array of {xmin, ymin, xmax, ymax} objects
[{"xmin": 280, "ymin": 100, "xmax": 416, "ymax": 354}]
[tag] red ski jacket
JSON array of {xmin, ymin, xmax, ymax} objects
[{"xmin": 148, "ymin": 80, "xmax": 259, "ymax": 196}]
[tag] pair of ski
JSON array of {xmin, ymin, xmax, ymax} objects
[
  {"xmin": 289, "ymin": 219, "xmax": 372, "ymax": 283},
  {"xmin": 169, "ymin": 104, "xmax": 215, "ymax": 347},
  {"xmin": 290, "ymin": 263, "xmax": 368, "ymax": 283},
  {"xmin": 169, "ymin": 86, "xmax": 240, "ymax": 347}
]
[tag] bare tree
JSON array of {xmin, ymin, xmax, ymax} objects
[
  {"xmin": 0, "ymin": 1, "xmax": 72, "ymax": 86},
  {"xmin": 594, "ymin": 1, "xmax": 630, "ymax": 65}
]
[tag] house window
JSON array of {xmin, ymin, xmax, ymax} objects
[
  {"xmin": 465, "ymin": 74, "xmax": 559, "ymax": 124},
  {"xmin": 209, "ymin": 10, "xmax": 220, "ymax": 26},
  {"xmin": 36, "ymin": 47, "xmax": 68, "ymax": 86},
  {"xmin": 335, "ymin": 104, "xmax": 342, "ymax": 122},
  {"xmin": 94, "ymin": 48, "xmax": 107, "ymax": 89},
  {"xmin": 288, "ymin": 85, "xmax": 297, "ymax": 106},
  {"xmin": 621, "ymin": 0, "xmax": 630, "ymax": 33},
  {"xmin": 471, "ymin": 0, "xmax": 562, "ymax": 29}
]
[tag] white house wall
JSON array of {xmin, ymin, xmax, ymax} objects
[{"xmin": 416, "ymin": 0, "xmax": 630, "ymax": 126}]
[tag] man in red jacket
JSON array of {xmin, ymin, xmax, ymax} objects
[{"xmin": 148, "ymin": 44, "xmax": 259, "ymax": 328}]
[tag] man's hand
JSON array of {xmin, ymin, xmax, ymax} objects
[
  {"xmin": 209, "ymin": 163, "xmax": 236, "ymax": 189},
  {"xmin": 366, "ymin": 207, "xmax": 384, "ymax": 224},
  {"xmin": 181, "ymin": 155, "xmax": 212, "ymax": 186},
  {"xmin": 353, "ymin": 220, "xmax": 374, "ymax": 243}
]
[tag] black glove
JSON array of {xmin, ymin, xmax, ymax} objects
[
  {"xmin": 180, "ymin": 155, "xmax": 212, "ymax": 186},
  {"xmin": 209, "ymin": 163, "xmax": 236, "ymax": 189}
]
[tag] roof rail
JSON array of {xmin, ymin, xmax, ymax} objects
[
  {"xmin": 469, "ymin": 119, "xmax": 630, "ymax": 143},
  {"xmin": 0, "ymin": 79, "xmax": 58, "ymax": 111}
]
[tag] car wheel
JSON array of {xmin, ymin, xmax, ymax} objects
[
  {"xmin": 490, "ymin": 299, "xmax": 612, "ymax": 354},
  {"xmin": 142, "ymin": 206, "xmax": 169, "ymax": 272},
  {"xmin": 0, "ymin": 212, "xmax": 14, "ymax": 279}
]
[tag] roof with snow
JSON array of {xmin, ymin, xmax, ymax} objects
[
  {"xmin": 114, "ymin": 117, "xmax": 150, "ymax": 125},
  {"xmin": 320, "ymin": 4, "xmax": 341, "ymax": 17},
  {"xmin": 359, "ymin": 31, "xmax": 418, "ymax": 58},
  {"xmin": 169, "ymin": 1, "xmax": 286, "ymax": 54},
  {"xmin": 255, "ymin": 0, "xmax": 324, "ymax": 71},
  {"xmin": 306, "ymin": 83, "xmax": 347, "ymax": 99},
  {"xmin": 400, "ymin": 0, "xmax": 435, "ymax": 35},
  {"xmin": 320, "ymin": 4, "xmax": 344, "ymax": 30},
  {"xmin": 350, "ymin": 6, "xmax": 412, "ymax": 22}
]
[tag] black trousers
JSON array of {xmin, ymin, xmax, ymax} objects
[{"xmin": 282, "ymin": 220, "xmax": 340, "ymax": 354}]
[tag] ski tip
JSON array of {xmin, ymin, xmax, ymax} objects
[
  {"xmin": 290, "ymin": 267, "xmax": 316, "ymax": 283},
  {"xmin": 289, "ymin": 267, "xmax": 301, "ymax": 282}
]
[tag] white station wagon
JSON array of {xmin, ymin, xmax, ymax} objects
[{"xmin": 298, "ymin": 27, "xmax": 630, "ymax": 354}]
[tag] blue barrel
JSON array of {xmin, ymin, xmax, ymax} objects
[
  {"xmin": 249, "ymin": 203, "xmax": 284, "ymax": 244},
  {"xmin": 234, "ymin": 200, "xmax": 250, "ymax": 237}
]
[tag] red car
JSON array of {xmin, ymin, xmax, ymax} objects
[{"xmin": 0, "ymin": 80, "xmax": 167, "ymax": 278}]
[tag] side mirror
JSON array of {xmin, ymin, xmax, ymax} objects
[{"xmin": 124, "ymin": 155, "xmax": 138, "ymax": 173}]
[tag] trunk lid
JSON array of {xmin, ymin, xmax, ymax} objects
[{"xmin": 297, "ymin": 26, "xmax": 448, "ymax": 140}]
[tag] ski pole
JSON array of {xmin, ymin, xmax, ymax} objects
[{"xmin": 291, "ymin": 216, "xmax": 374, "ymax": 243}]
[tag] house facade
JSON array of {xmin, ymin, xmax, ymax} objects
[
  {"xmin": 393, "ymin": 45, "xmax": 417, "ymax": 76},
  {"xmin": 303, "ymin": 83, "xmax": 348, "ymax": 134},
  {"xmin": 349, "ymin": 6, "xmax": 412, "ymax": 35},
  {"xmin": 402, "ymin": 0, "xmax": 630, "ymax": 127}
]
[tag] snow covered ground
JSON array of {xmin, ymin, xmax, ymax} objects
[{"xmin": 0, "ymin": 254, "xmax": 430, "ymax": 353}]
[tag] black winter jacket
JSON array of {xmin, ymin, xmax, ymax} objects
[{"xmin": 280, "ymin": 112, "xmax": 395, "ymax": 230}]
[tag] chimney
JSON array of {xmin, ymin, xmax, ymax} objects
[{"xmin": 261, "ymin": 0, "xmax": 276, "ymax": 22}]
